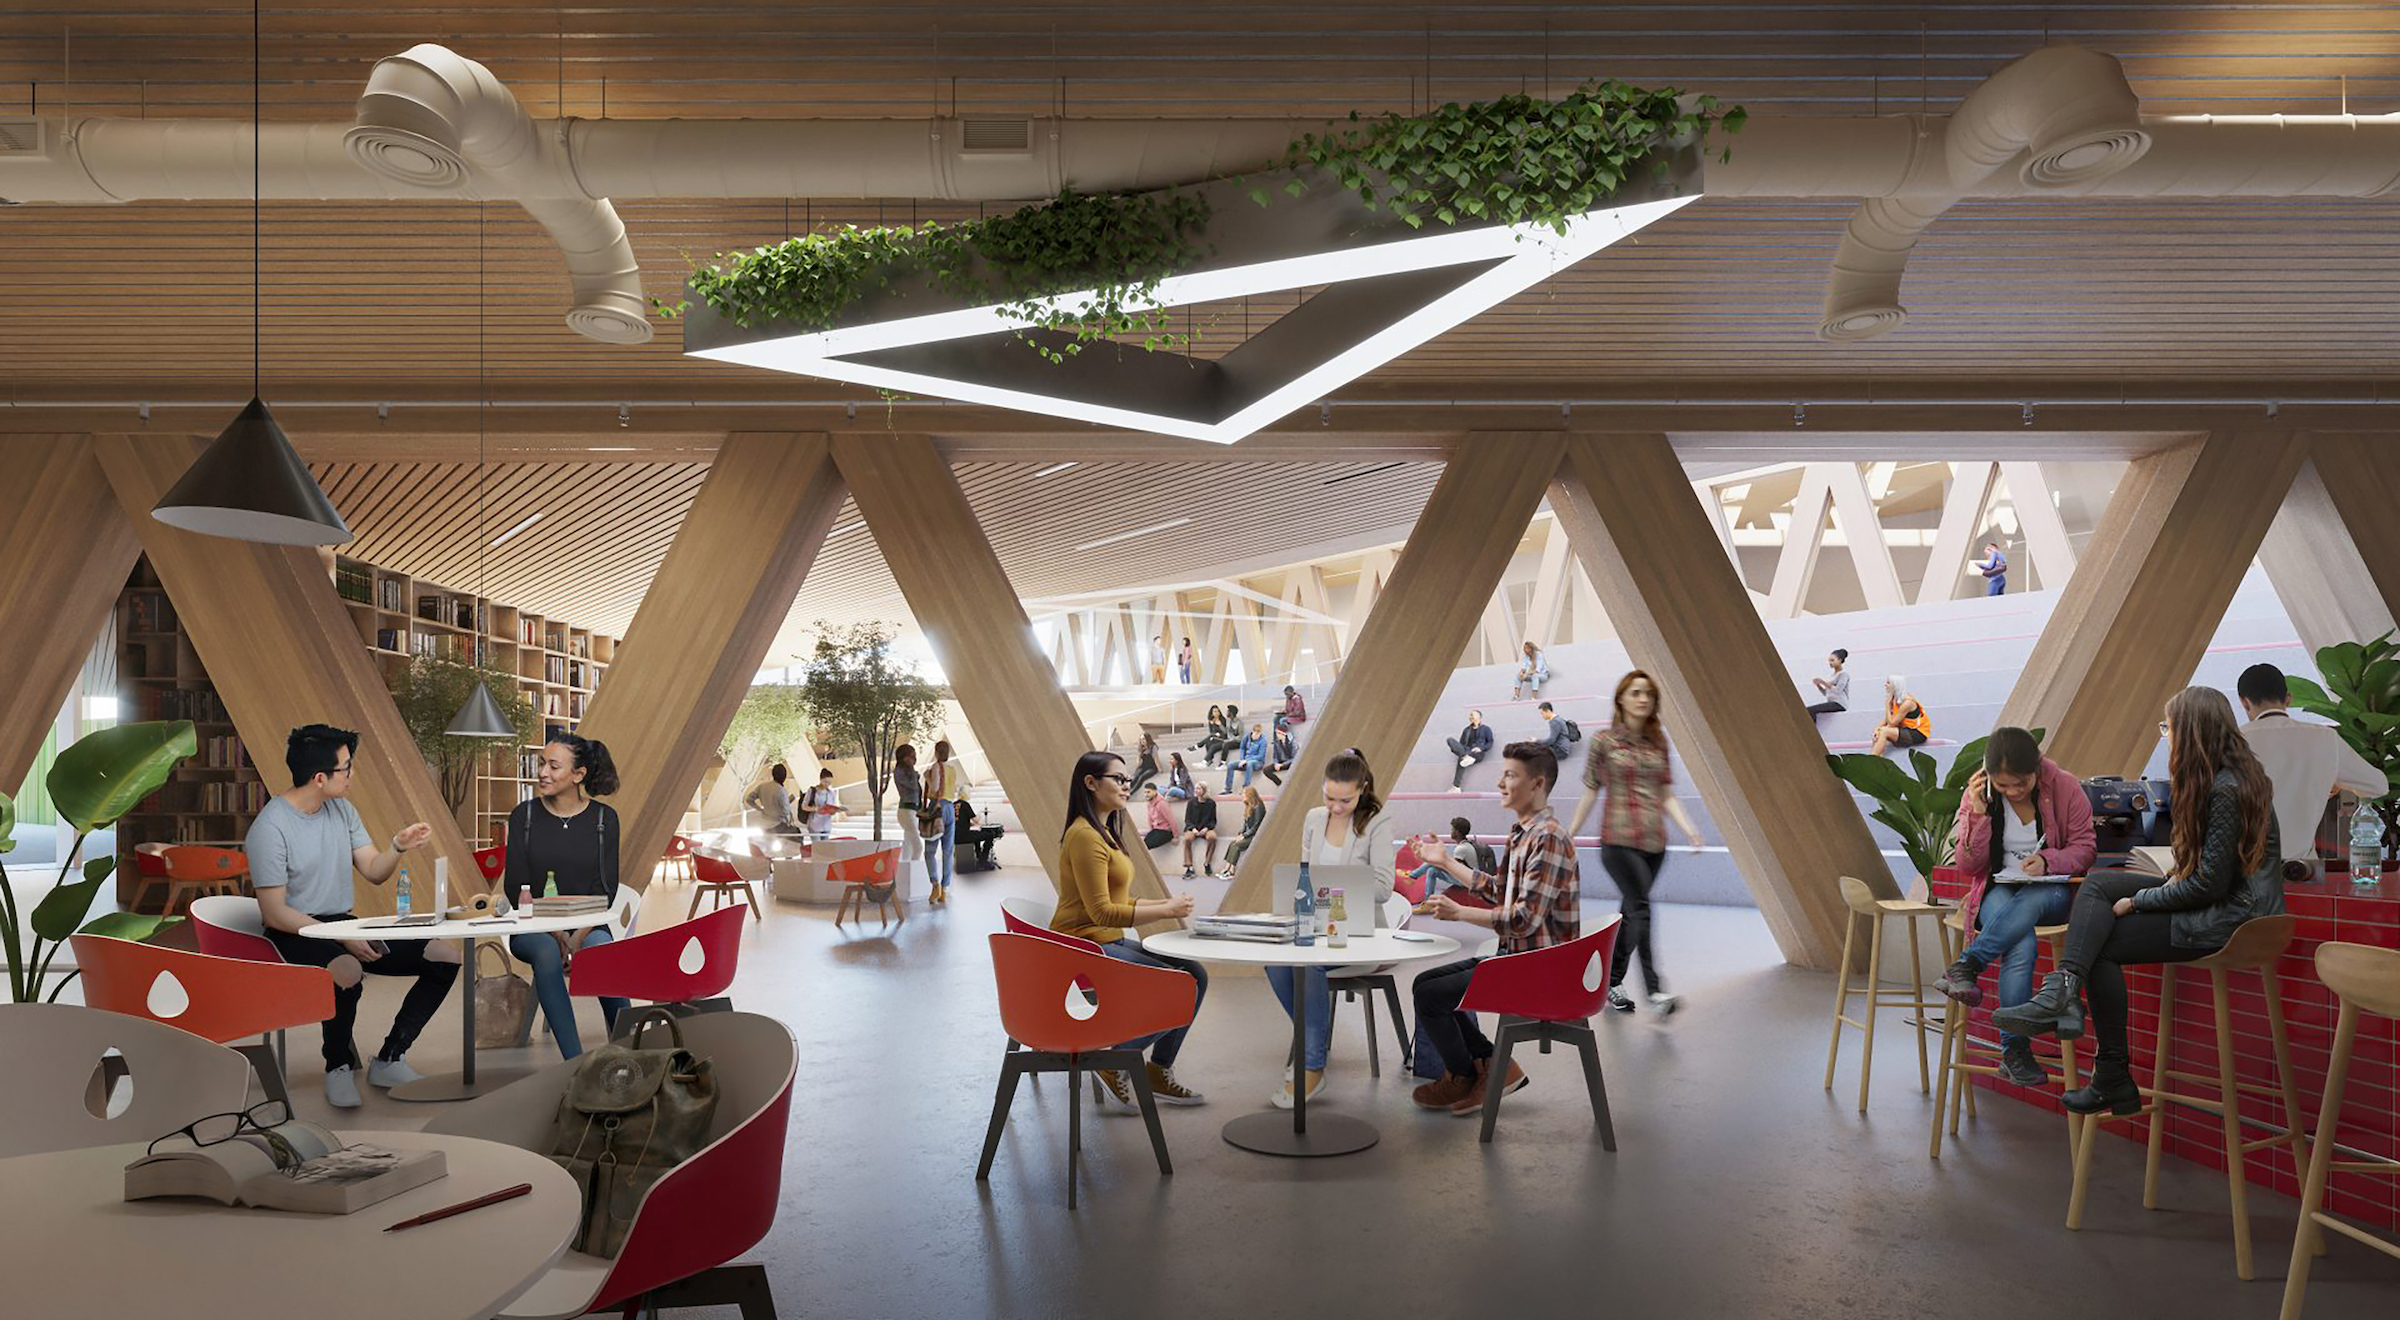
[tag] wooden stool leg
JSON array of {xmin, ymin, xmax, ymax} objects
[
  {"xmin": 2279, "ymin": 1003, "xmax": 2359, "ymax": 1320},
  {"xmin": 1930, "ymin": 923, "xmax": 1957, "ymax": 1159},
  {"xmin": 2061, "ymin": 1035, "xmax": 2082, "ymax": 1163},
  {"xmin": 2143, "ymin": 964, "xmax": 2177, "ymax": 1210},
  {"xmin": 1908, "ymin": 913, "xmax": 1930, "ymax": 1095},
  {"xmin": 1859, "ymin": 914, "xmax": 1885, "ymax": 1114},
  {"xmin": 2210, "ymin": 970, "xmax": 2256, "ymax": 1280},
  {"xmin": 2067, "ymin": 1093, "xmax": 2104, "ymax": 1229},
  {"xmin": 1824, "ymin": 910, "xmax": 1857, "ymax": 1091}
]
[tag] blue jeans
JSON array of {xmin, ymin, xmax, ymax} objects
[
  {"xmin": 933, "ymin": 800, "xmax": 956, "ymax": 888},
  {"xmin": 1986, "ymin": 574, "xmax": 2006, "ymax": 596},
  {"xmin": 1223, "ymin": 759, "xmax": 1258, "ymax": 793},
  {"xmin": 510, "ymin": 927, "xmax": 629, "ymax": 1059},
  {"xmin": 1099, "ymin": 939, "xmax": 1208, "ymax": 1065},
  {"xmin": 1407, "ymin": 862, "xmax": 1446, "ymax": 898},
  {"xmin": 1265, "ymin": 965, "xmax": 1334, "ymax": 1071},
  {"xmin": 1963, "ymin": 881, "xmax": 2074, "ymax": 1049}
]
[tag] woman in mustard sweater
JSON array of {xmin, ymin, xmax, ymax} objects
[{"xmin": 1051, "ymin": 749, "xmax": 1209, "ymax": 1110}]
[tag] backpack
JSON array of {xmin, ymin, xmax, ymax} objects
[
  {"xmin": 1563, "ymin": 719, "xmax": 1582, "ymax": 742},
  {"xmin": 546, "ymin": 1007, "xmax": 720, "ymax": 1257},
  {"xmin": 1471, "ymin": 840, "xmax": 1498, "ymax": 875}
]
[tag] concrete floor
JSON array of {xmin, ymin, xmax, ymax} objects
[{"xmin": 279, "ymin": 865, "xmax": 2396, "ymax": 1320}]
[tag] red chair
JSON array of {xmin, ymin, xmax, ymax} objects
[
  {"xmin": 424, "ymin": 1011, "xmax": 797, "ymax": 1319},
  {"xmin": 1456, "ymin": 915, "xmax": 1624, "ymax": 1147},
  {"xmin": 187, "ymin": 894, "xmax": 295, "ymax": 1090},
  {"xmin": 976, "ymin": 933, "xmax": 1196, "ymax": 1208},
  {"xmin": 660, "ymin": 833, "xmax": 698, "ymax": 886},
  {"xmin": 70, "ymin": 935, "xmax": 335, "ymax": 1110},
  {"xmin": 473, "ymin": 844, "xmax": 508, "ymax": 882},
  {"xmin": 569, "ymin": 904, "xmax": 745, "ymax": 1018},
  {"xmin": 995, "ymin": 898, "xmax": 1100, "ymax": 1073},
  {"xmin": 160, "ymin": 844, "xmax": 249, "ymax": 915},
  {"xmin": 688, "ymin": 851, "xmax": 763, "ymax": 923},
  {"xmin": 830, "ymin": 847, "xmax": 903, "ymax": 928},
  {"xmin": 127, "ymin": 842, "xmax": 174, "ymax": 914}
]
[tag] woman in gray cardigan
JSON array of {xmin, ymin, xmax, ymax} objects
[
  {"xmin": 1262, "ymin": 749, "xmax": 1396, "ymax": 1109},
  {"xmin": 1994, "ymin": 686, "xmax": 2282, "ymax": 1115}
]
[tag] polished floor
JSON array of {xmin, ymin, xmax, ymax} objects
[{"xmin": 286, "ymin": 865, "xmax": 2396, "ymax": 1320}]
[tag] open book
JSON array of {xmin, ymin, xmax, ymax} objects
[
  {"xmin": 126, "ymin": 1123, "xmax": 445, "ymax": 1215},
  {"xmin": 2125, "ymin": 845, "xmax": 2178, "ymax": 878}
]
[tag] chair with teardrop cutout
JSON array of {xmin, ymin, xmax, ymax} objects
[
  {"xmin": 0, "ymin": 1002, "xmax": 256, "ymax": 1159},
  {"xmin": 68, "ymin": 935, "xmax": 334, "ymax": 1111},
  {"xmin": 569, "ymin": 902, "xmax": 747, "ymax": 1039},
  {"xmin": 1456, "ymin": 914, "xmax": 1625, "ymax": 1146}
]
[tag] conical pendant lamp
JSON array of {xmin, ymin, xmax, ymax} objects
[
  {"xmin": 446, "ymin": 202, "xmax": 515, "ymax": 739},
  {"xmin": 153, "ymin": 1, "xmax": 350, "ymax": 546}
]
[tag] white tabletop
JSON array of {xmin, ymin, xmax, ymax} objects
[
  {"xmin": 1143, "ymin": 928, "xmax": 1462, "ymax": 967},
  {"xmin": 300, "ymin": 910, "xmax": 613, "ymax": 941},
  {"xmin": 0, "ymin": 1130, "xmax": 579, "ymax": 1320}
]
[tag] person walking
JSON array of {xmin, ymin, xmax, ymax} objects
[
  {"xmin": 1149, "ymin": 634, "xmax": 1169, "ymax": 684},
  {"xmin": 1972, "ymin": 540, "xmax": 2009, "ymax": 596},
  {"xmin": 1805, "ymin": 649, "xmax": 1852, "ymax": 722},
  {"xmin": 1445, "ymin": 709, "xmax": 1494, "ymax": 790},
  {"xmin": 1566, "ymin": 670, "xmax": 1704, "ymax": 1015},
  {"xmin": 1993, "ymin": 687, "xmax": 2283, "ymax": 1117},
  {"xmin": 1178, "ymin": 635, "xmax": 1194, "ymax": 683},
  {"xmin": 743, "ymin": 763, "xmax": 801, "ymax": 842},
  {"xmin": 503, "ymin": 734, "xmax": 632, "ymax": 1059}
]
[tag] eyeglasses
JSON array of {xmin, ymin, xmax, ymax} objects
[
  {"xmin": 1098, "ymin": 774, "xmax": 1133, "ymax": 788},
  {"xmin": 329, "ymin": 761, "xmax": 356, "ymax": 778},
  {"xmin": 147, "ymin": 1098, "xmax": 298, "ymax": 1165},
  {"xmin": 2158, "ymin": 721, "xmax": 2171, "ymax": 737}
]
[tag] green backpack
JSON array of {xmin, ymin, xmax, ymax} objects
[{"xmin": 546, "ymin": 1007, "xmax": 720, "ymax": 1257}]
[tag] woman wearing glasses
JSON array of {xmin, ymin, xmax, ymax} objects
[{"xmin": 1050, "ymin": 750, "xmax": 1208, "ymax": 1111}]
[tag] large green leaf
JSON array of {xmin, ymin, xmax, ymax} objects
[
  {"xmin": 31, "ymin": 857, "xmax": 116, "ymax": 941},
  {"xmin": 1908, "ymin": 748, "xmax": 1939, "ymax": 789},
  {"xmin": 46, "ymin": 721, "xmax": 196, "ymax": 832},
  {"xmin": 1829, "ymin": 752, "xmax": 1914, "ymax": 802},
  {"xmin": 2285, "ymin": 675, "xmax": 2335, "ymax": 716},
  {"xmin": 0, "ymin": 789, "xmax": 13, "ymax": 855},
  {"xmin": 78, "ymin": 912, "xmax": 181, "ymax": 943},
  {"xmin": 2319, "ymin": 640, "xmax": 2367, "ymax": 696}
]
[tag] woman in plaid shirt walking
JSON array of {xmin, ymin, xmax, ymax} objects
[{"xmin": 1567, "ymin": 671, "xmax": 1705, "ymax": 1016}]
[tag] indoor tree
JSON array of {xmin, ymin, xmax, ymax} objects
[
  {"xmin": 387, "ymin": 655, "xmax": 540, "ymax": 815},
  {"xmin": 718, "ymin": 681, "xmax": 813, "ymax": 793},
  {"xmin": 796, "ymin": 622, "xmax": 945, "ymax": 842}
]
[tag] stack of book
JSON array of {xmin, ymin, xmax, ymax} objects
[
  {"xmin": 1191, "ymin": 913, "xmax": 1299, "ymax": 944},
  {"xmin": 528, "ymin": 894, "xmax": 607, "ymax": 916}
]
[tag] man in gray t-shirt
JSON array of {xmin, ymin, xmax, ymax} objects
[{"xmin": 250, "ymin": 723, "xmax": 457, "ymax": 1109}]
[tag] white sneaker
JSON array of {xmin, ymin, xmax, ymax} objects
[
  {"xmin": 1648, "ymin": 992, "xmax": 1681, "ymax": 1017},
  {"xmin": 324, "ymin": 1065, "xmax": 362, "ymax": 1109},
  {"xmin": 365, "ymin": 1057, "xmax": 424, "ymax": 1088},
  {"xmin": 1268, "ymin": 1072, "xmax": 1327, "ymax": 1110}
]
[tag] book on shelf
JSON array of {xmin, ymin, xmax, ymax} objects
[
  {"xmin": 127, "ymin": 594, "xmax": 178, "ymax": 633},
  {"xmin": 376, "ymin": 628, "xmax": 401, "ymax": 651},
  {"xmin": 376, "ymin": 576, "xmax": 405, "ymax": 611},
  {"xmin": 125, "ymin": 1124, "xmax": 446, "ymax": 1216},
  {"xmin": 334, "ymin": 562, "xmax": 373, "ymax": 605}
]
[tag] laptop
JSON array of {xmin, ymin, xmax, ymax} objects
[{"xmin": 1269, "ymin": 864, "xmax": 1381, "ymax": 936}]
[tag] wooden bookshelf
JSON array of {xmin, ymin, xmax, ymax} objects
[{"xmin": 115, "ymin": 555, "xmax": 617, "ymax": 907}]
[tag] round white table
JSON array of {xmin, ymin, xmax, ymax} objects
[
  {"xmin": 0, "ymin": 1130, "xmax": 579, "ymax": 1320},
  {"xmin": 299, "ymin": 910, "xmax": 614, "ymax": 1102},
  {"xmin": 1142, "ymin": 928, "xmax": 1462, "ymax": 1158}
]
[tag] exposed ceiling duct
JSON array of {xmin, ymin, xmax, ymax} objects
[{"xmin": 3, "ymin": 42, "xmax": 2397, "ymax": 347}]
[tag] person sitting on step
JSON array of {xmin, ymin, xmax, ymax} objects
[{"xmin": 1178, "ymin": 783, "xmax": 1221, "ymax": 879}]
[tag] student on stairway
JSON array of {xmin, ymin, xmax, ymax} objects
[
  {"xmin": 1513, "ymin": 641, "xmax": 1550, "ymax": 700},
  {"xmin": 1225, "ymin": 722, "xmax": 1269, "ymax": 793},
  {"xmin": 1197, "ymin": 706, "xmax": 1233, "ymax": 767},
  {"xmin": 1163, "ymin": 751, "xmax": 1196, "ymax": 801},
  {"xmin": 1446, "ymin": 709, "xmax": 1494, "ymax": 790},
  {"xmin": 1129, "ymin": 731, "xmax": 1162, "ymax": 793},
  {"xmin": 1805, "ymin": 649, "xmax": 1852, "ymax": 721},
  {"xmin": 1869, "ymin": 678, "xmax": 1931, "ymax": 756},
  {"xmin": 1141, "ymin": 785, "xmax": 1176, "ymax": 851},
  {"xmin": 1992, "ymin": 687, "xmax": 2283, "ymax": 1117},
  {"xmin": 1179, "ymin": 783, "xmax": 1221, "ymax": 879},
  {"xmin": 1566, "ymin": 670, "xmax": 1704, "ymax": 1017},
  {"xmin": 1221, "ymin": 784, "xmax": 1267, "ymax": 876}
]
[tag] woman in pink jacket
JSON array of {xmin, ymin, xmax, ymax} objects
[{"xmin": 1930, "ymin": 726, "xmax": 2096, "ymax": 1086}]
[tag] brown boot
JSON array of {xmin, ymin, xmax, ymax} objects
[
  {"xmin": 1412, "ymin": 1071, "xmax": 1474, "ymax": 1110},
  {"xmin": 1448, "ymin": 1057, "xmax": 1494, "ymax": 1116}
]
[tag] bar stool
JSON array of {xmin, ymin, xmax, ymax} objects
[
  {"xmin": 2280, "ymin": 942, "xmax": 2400, "ymax": 1320},
  {"xmin": 2066, "ymin": 915, "xmax": 2306, "ymax": 1280},
  {"xmin": 1823, "ymin": 875, "xmax": 1948, "ymax": 1113},
  {"xmin": 1929, "ymin": 908, "xmax": 2081, "ymax": 1160}
]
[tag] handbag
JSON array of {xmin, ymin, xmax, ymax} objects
[
  {"xmin": 546, "ymin": 1007, "xmax": 720, "ymax": 1257},
  {"xmin": 471, "ymin": 942, "xmax": 534, "ymax": 1050}
]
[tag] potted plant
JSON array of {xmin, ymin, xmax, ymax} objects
[
  {"xmin": 386, "ymin": 655, "xmax": 540, "ymax": 820},
  {"xmin": 2286, "ymin": 631, "xmax": 2400, "ymax": 867},
  {"xmin": 2, "ymin": 720, "xmax": 198, "ymax": 1003},
  {"xmin": 1826, "ymin": 731, "xmax": 2023, "ymax": 889},
  {"xmin": 795, "ymin": 622, "xmax": 945, "ymax": 843}
]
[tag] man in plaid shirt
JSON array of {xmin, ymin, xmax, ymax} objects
[{"xmin": 1409, "ymin": 741, "xmax": 1582, "ymax": 1116}]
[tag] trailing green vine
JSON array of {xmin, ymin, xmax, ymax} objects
[
  {"xmin": 1264, "ymin": 80, "xmax": 1743, "ymax": 232},
  {"xmin": 658, "ymin": 80, "xmax": 1740, "ymax": 359}
]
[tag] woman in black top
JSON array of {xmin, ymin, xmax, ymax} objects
[
  {"xmin": 1198, "ymin": 706, "xmax": 1231, "ymax": 766},
  {"xmin": 1994, "ymin": 686, "xmax": 2283, "ymax": 1114},
  {"xmin": 504, "ymin": 734, "xmax": 630, "ymax": 1058},
  {"xmin": 1129, "ymin": 732, "xmax": 1162, "ymax": 794}
]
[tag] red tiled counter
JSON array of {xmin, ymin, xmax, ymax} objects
[{"xmin": 1928, "ymin": 870, "xmax": 2399, "ymax": 1233}]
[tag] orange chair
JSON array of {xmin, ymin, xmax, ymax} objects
[
  {"xmin": 660, "ymin": 833, "xmax": 698, "ymax": 886},
  {"xmin": 830, "ymin": 847, "xmax": 904, "ymax": 928},
  {"xmin": 689, "ymin": 851, "xmax": 763, "ymax": 923},
  {"xmin": 976, "ymin": 933, "xmax": 1196, "ymax": 1208},
  {"xmin": 473, "ymin": 844, "xmax": 508, "ymax": 883},
  {"xmin": 71, "ymin": 935, "xmax": 335, "ymax": 1110},
  {"xmin": 1457, "ymin": 915, "xmax": 1625, "ymax": 1146},
  {"xmin": 159, "ymin": 845, "xmax": 250, "ymax": 916},
  {"xmin": 127, "ymin": 842, "xmax": 175, "ymax": 914}
]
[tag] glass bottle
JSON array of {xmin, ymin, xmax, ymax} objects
[{"xmin": 1293, "ymin": 862, "xmax": 1314, "ymax": 946}]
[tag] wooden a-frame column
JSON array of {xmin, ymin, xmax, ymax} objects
[
  {"xmin": 2258, "ymin": 452, "xmax": 2397, "ymax": 654},
  {"xmin": 2307, "ymin": 435, "xmax": 2400, "ymax": 632},
  {"xmin": 833, "ymin": 435, "xmax": 1166, "ymax": 902},
  {"xmin": 1998, "ymin": 431, "xmax": 2307, "ymax": 777},
  {"xmin": 1222, "ymin": 433, "xmax": 1563, "ymax": 914},
  {"xmin": 1552, "ymin": 433, "xmax": 1891, "ymax": 969},
  {"xmin": 577, "ymin": 434, "xmax": 847, "ymax": 885},
  {"xmin": 94, "ymin": 435, "xmax": 470, "ymax": 913},
  {"xmin": 0, "ymin": 438, "xmax": 144, "ymax": 787}
]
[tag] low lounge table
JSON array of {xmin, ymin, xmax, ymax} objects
[{"xmin": 1142, "ymin": 928, "xmax": 1462, "ymax": 1158}]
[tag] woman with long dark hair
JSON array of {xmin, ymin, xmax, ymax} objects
[
  {"xmin": 1049, "ymin": 750, "xmax": 1208, "ymax": 1109},
  {"xmin": 1197, "ymin": 705, "xmax": 1231, "ymax": 767},
  {"xmin": 1930, "ymin": 727, "xmax": 2096, "ymax": 1086},
  {"xmin": 503, "ymin": 734, "xmax": 630, "ymax": 1058},
  {"xmin": 1994, "ymin": 686, "xmax": 2283, "ymax": 1114},
  {"xmin": 1261, "ymin": 749, "xmax": 1395, "ymax": 1108},
  {"xmin": 1129, "ymin": 731, "xmax": 1163, "ymax": 792},
  {"xmin": 892, "ymin": 742, "xmax": 926, "ymax": 888},
  {"xmin": 1162, "ymin": 751, "xmax": 1196, "ymax": 801},
  {"xmin": 1565, "ymin": 670, "xmax": 1704, "ymax": 1016}
]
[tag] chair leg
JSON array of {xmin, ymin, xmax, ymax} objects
[
  {"xmin": 2210, "ymin": 970, "xmax": 2255, "ymax": 1280},
  {"xmin": 643, "ymin": 1263, "xmax": 777, "ymax": 1320},
  {"xmin": 1066, "ymin": 1059, "xmax": 1083, "ymax": 1210},
  {"xmin": 1381, "ymin": 980, "xmax": 1412, "ymax": 1073},
  {"xmin": 1907, "ymin": 913, "xmax": 1929, "ymax": 1095},
  {"xmin": 234, "ymin": 1040, "xmax": 290, "ymax": 1110},
  {"xmin": 1359, "ymin": 989, "xmax": 1382, "ymax": 1078},
  {"xmin": 686, "ymin": 885, "xmax": 703, "ymax": 921},
  {"xmin": 1125, "ymin": 1051, "xmax": 1173, "ymax": 1175},
  {"xmin": 1479, "ymin": 1020, "xmax": 1523, "ymax": 1144},
  {"xmin": 1571, "ymin": 1024, "xmax": 1617, "ymax": 1151},
  {"xmin": 2143, "ymin": 965, "xmax": 2177, "ymax": 1211},
  {"xmin": 1929, "ymin": 922, "xmax": 1957, "ymax": 1159},
  {"xmin": 1858, "ymin": 914, "xmax": 1885, "ymax": 1113},
  {"xmin": 975, "ymin": 1052, "xmax": 1028, "ymax": 1181},
  {"xmin": 1824, "ymin": 910, "xmax": 1857, "ymax": 1091},
  {"xmin": 2280, "ymin": 1003, "xmax": 2359, "ymax": 1320},
  {"xmin": 743, "ymin": 883, "xmax": 762, "ymax": 922}
]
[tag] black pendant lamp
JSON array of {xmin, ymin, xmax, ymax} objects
[
  {"xmin": 447, "ymin": 203, "xmax": 515, "ymax": 739},
  {"xmin": 153, "ymin": 1, "xmax": 351, "ymax": 546}
]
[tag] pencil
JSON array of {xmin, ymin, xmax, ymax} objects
[{"xmin": 384, "ymin": 1181, "xmax": 533, "ymax": 1232}]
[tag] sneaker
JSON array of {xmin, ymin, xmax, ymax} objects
[
  {"xmin": 1268, "ymin": 1070, "xmax": 1326, "ymax": 1110},
  {"xmin": 1606, "ymin": 988, "xmax": 1636, "ymax": 1014},
  {"xmin": 1933, "ymin": 958, "xmax": 1985, "ymax": 1006},
  {"xmin": 1648, "ymin": 991, "xmax": 1681, "ymax": 1017},
  {"xmin": 1147, "ymin": 1062, "xmax": 1206, "ymax": 1107},
  {"xmin": 324, "ymin": 1065, "xmax": 362, "ymax": 1109},
  {"xmin": 1997, "ymin": 1041, "xmax": 2048, "ymax": 1088},
  {"xmin": 1447, "ymin": 1057, "xmax": 1495, "ymax": 1116},
  {"xmin": 365, "ymin": 1057, "xmax": 423, "ymax": 1089},
  {"xmin": 1180, "ymin": 867, "xmax": 1197, "ymax": 880},
  {"xmin": 1412, "ymin": 1071, "xmax": 1474, "ymax": 1110},
  {"xmin": 1091, "ymin": 1069, "xmax": 1137, "ymax": 1112}
]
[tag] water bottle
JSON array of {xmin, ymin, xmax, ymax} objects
[
  {"xmin": 1294, "ymin": 862, "xmax": 1315, "ymax": 946},
  {"xmin": 1326, "ymin": 888, "xmax": 1349, "ymax": 949},
  {"xmin": 394, "ymin": 864, "xmax": 411, "ymax": 918},
  {"xmin": 2350, "ymin": 804, "xmax": 2384, "ymax": 888}
]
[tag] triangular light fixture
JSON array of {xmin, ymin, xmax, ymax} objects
[{"xmin": 153, "ymin": 0, "xmax": 351, "ymax": 545}]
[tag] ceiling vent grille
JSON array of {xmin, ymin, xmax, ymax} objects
[
  {"xmin": 0, "ymin": 118, "xmax": 43, "ymax": 155},
  {"xmin": 959, "ymin": 119, "xmax": 1032, "ymax": 153}
]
